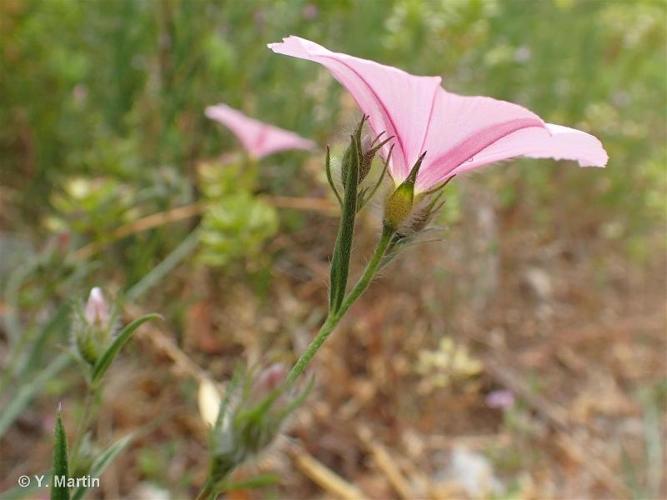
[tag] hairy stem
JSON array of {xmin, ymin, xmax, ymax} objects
[
  {"xmin": 195, "ymin": 478, "xmax": 217, "ymax": 500},
  {"xmin": 286, "ymin": 225, "xmax": 394, "ymax": 386},
  {"xmin": 70, "ymin": 384, "xmax": 100, "ymax": 469}
]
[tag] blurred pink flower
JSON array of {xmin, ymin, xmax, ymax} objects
[
  {"xmin": 252, "ymin": 363, "xmax": 287, "ymax": 399},
  {"xmin": 84, "ymin": 287, "xmax": 109, "ymax": 327},
  {"xmin": 485, "ymin": 389, "xmax": 515, "ymax": 409},
  {"xmin": 205, "ymin": 103, "xmax": 316, "ymax": 159},
  {"xmin": 268, "ymin": 36, "xmax": 608, "ymax": 192}
]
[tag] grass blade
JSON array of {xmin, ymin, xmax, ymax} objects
[
  {"xmin": 0, "ymin": 353, "xmax": 71, "ymax": 439},
  {"xmin": 125, "ymin": 231, "xmax": 199, "ymax": 302}
]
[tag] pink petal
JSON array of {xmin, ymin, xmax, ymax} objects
[
  {"xmin": 446, "ymin": 123, "xmax": 608, "ymax": 178},
  {"xmin": 268, "ymin": 36, "xmax": 442, "ymax": 180},
  {"xmin": 416, "ymin": 89, "xmax": 547, "ymax": 191},
  {"xmin": 205, "ymin": 103, "xmax": 315, "ymax": 159},
  {"xmin": 416, "ymin": 90, "xmax": 608, "ymax": 190}
]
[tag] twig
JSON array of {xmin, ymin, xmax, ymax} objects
[
  {"xmin": 73, "ymin": 195, "xmax": 337, "ymax": 260},
  {"xmin": 73, "ymin": 203, "xmax": 205, "ymax": 260},
  {"xmin": 357, "ymin": 425, "xmax": 413, "ymax": 499},
  {"xmin": 290, "ymin": 445, "xmax": 369, "ymax": 500}
]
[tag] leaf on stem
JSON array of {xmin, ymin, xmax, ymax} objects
[
  {"xmin": 91, "ymin": 314, "xmax": 161, "ymax": 386},
  {"xmin": 329, "ymin": 117, "xmax": 364, "ymax": 313}
]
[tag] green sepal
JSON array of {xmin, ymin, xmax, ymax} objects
[
  {"xmin": 357, "ymin": 144, "xmax": 393, "ymax": 213},
  {"xmin": 383, "ymin": 151, "xmax": 427, "ymax": 230},
  {"xmin": 325, "ymin": 146, "xmax": 342, "ymax": 206}
]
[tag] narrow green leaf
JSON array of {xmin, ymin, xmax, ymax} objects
[
  {"xmin": 51, "ymin": 409, "xmax": 70, "ymax": 500},
  {"xmin": 91, "ymin": 314, "xmax": 160, "ymax": 385},
  {"xmin": 0, "ymin": 353, "xmax": 71, "ymax": 438},
  {"xmin": 71, "ymin": 434, "xmax": 134, "ymax": 500},
  {"xmin": 125, "ymin": 232, "xmax": 199, "ymax": 302}
]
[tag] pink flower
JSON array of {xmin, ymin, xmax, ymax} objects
[
  {"xmin": 485, "ymin": 389, "xmax": 515, "ymax": 409},
  {"xmin": 268, "ymin": 36, "xmax": 608, "ymax": 193},
  {"xmin": 205, "ymin": 103, "xmax": 316, "ymax": 159}
]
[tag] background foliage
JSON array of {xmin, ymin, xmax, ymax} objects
[{"xmin": 1, "ymin": 0, "xmax": 665, "ymax": 498}]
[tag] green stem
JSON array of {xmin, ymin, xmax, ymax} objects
[
  {"xmin": 70, "ymin": 384, "xmax": 100, "ymax": 470},
  {"xmin": 195, "ymin": 478, "xmax": 216, "ymax": 500},
  {"xmin": 286, "ymin": 225, "xmax": 394, "ymax": 386}
]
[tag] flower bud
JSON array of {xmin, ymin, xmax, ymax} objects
[
  {"xmin": 252, "ymin": 363, "xmax": 287, "ymax": 400},
  {"xmin": 359, "ymin": 132, "xmax": 392, "ymax": 183},
  {"xmin": 339, "ymin": 129, "xmax": 361, "ymax": 190},
  {"xmin": 72, "ymin": 287, "xmax": 113, "ymax": 366},
  {"xmin": 208, "ymin": 364, "xmax": 308, "ymax": 482},
  {"xmin": 485, "ymin": 389, "xmax": 515, "ymax": 409},
  {"xmin": 84, "ymin": 287, "xmax": 110, "ymax": 327},
  {"xmin": 383, "ymin": 152, "xmax": 427, "ymax": 230},
  {"xmin": 384, "ymin": 182, "xmax": 415, "ymax": 230}
]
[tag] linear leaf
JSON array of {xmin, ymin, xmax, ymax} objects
[
  {"xmin": 91, "ymin": 314, "xmax": 160, "ymax": 385},
  {"xmin": 51, "ymin": 410, "xmax": 70, "ymax": 500},
  {"xmin": 329, "ymin": 118, "xmax": 364, "ymax": 313}
]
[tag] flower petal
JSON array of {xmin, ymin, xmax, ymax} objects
[
  {"xmin": 416, "ymin": 91, "xmax": 607, "ymax": 191},
  {"xmin": 415, "ymin": 90, "xmax": 545, "ymax": 191},
  {"xmin": 205, "ymin": 103, "xmax": 315, "ymax": 159},
  {"xmin": 268, "ymin": 36, "xmax": 442, "ymax": 180},
  {"xmin": 418, "ymin": 122, "xmax": 608, "ymax": 189}
]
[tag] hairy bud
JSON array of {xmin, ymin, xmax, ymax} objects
[
  {"xmin": 84, "ymin": 288, "xmax": 110, "ymax": 327},
  {"xmin": 208, "ymin": 364, "xmax": 309, "ymax": 483},
  {"xmin": 72, "ymin": 288, "xmax": 114, "ymax": 366},
  {"xmin": 384, "ymin": 182, "xmax": 415, "ymax": 230}
]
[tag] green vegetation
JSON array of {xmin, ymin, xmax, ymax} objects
[{"xmin": 1, "ymin": 0, "xmax": 665, "ymax": 498}]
